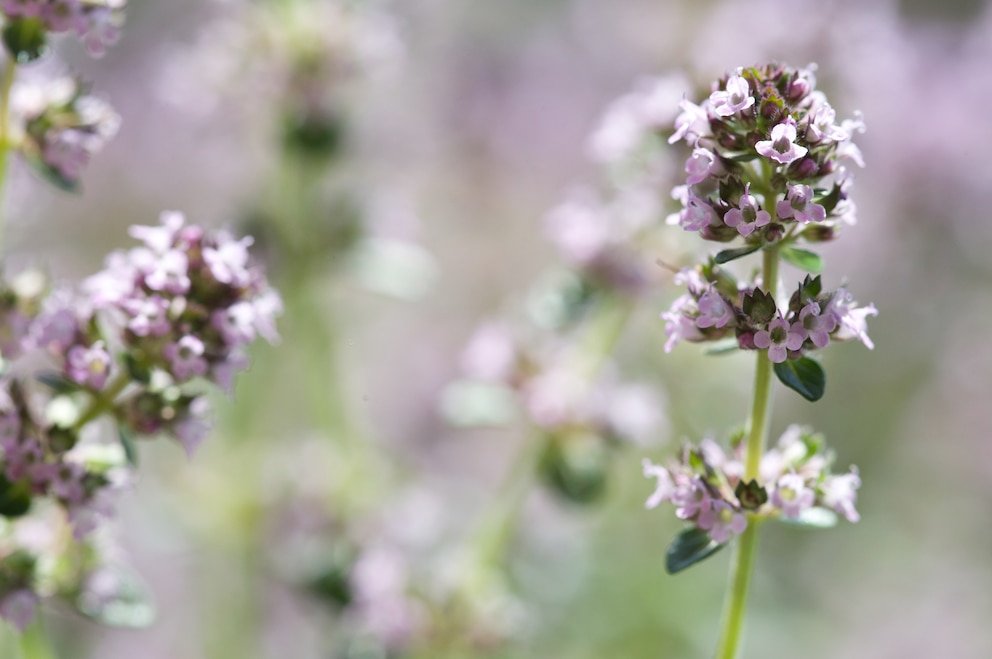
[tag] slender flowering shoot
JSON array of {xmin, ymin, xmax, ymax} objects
[{"xmin": 643, "ymin": 63, "xmax": 875, "ymax": 659}]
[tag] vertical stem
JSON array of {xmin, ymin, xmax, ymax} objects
[
  {"xmin": 0, "ymin": 58, "xmax": 18, "ymax": 254},
  {"xmin": 712, "ymin": 244, "xmax": 779, "ymax": 659}
]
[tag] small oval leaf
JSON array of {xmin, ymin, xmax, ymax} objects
[
  {"xmin": 778, "ymin": 507, "xmax": 838, "ymax": 529},
  {"xmin": 781, "ymin": 247, "xmax": 823, "ymax": 274},
  {"xmin": 665, "ymin": 527, "xmax": 724, "ymax": 574},
  {"xmin": 773, "ymin": 357, "xmax": 825, "ymax": 402},
  {"xmin": 714, "ymin": 244, "xmax": 761, "ymax": 265}
]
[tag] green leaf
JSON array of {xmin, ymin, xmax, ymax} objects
[
  {"xmin": 778, "ymin": 507, "xmax": 838, "ymax": 529},
  {"xmin": 665, "ymin": 527, "xmax": 724, "ymax": 574},
  {"xmin": 77, "ymin": 565, "xmax": 156, "ymax": 628},
  {"xmin": 816, "ymin": 182, "xmax": 843, "ymax": 214},
  {"xmin": 23, "ymin": 151, "xmax": 79, "ymax": 193},
  {"xmin": 118, "ymin": 426, "xmax": 139, "ymax": 467},
  {"xmin": 773, "ymin": 357, "xmax": 826, "ymax": 401},
  {"xmin": 714, "ymin": 244, "xmax": 761, "ymax": 264},
  {"xmin": 36, "ymin": 372, "xmax": 79, "ymax": 394},
  {"xmin": 781, "ymin": 247, "xmax": 823, "ymax": 274}
]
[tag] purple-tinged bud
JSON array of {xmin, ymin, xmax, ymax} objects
[
  {"xmin": 700, "ymin": 222, "xmax": 739, "ymax": 243},
  {"xmin": 786, "ymin": 77, "xmax": 811, "ymax": 102},
  {"xmin": 801, "ymin": 225, "xmax": 835, "ymax": 243},
  {"xmin": 763, "ymin": 223, "xmax": 785, "ymax": 243},
  {"xmin": 788, "ymin": 157, "xmax": 819, "ymax": 180},
  {"xmin": 758, "ymin": 95, "xmax": 784, "ymax": 124},
  {"xmin": 734, "ymin": 479, "xmax": 768, "ymax": 510},
  {"xmin": 736, "ymin": 330, "xmax": 757, "ymax": 350}
]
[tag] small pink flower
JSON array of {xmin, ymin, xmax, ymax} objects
[
  {"xmin": 699, "ymin": 500, "xmax": 747, "ymax": 543},
  {"xmin": 753, "ymin": 315, "xmax": 805, "ymax": 363},
  {"xmin": 795, "ymin": 301, "xmax": 837, "ymax": 348},
  {"xmin": 684, "ymin": 147, "xmax": 717, "ymax": 185},
  {"xmin": 66, "ymin": 340, "xmax": 112, "ymax": 389},
  {"xmin": 821, "ymin": 468, "xmax": 861, "ymax": 522},
  {"xmin": 709, "ymin": 74, "xmax": 754, "ymax": 117},
  {"xmin": 164, "ymin": 335, "xmax": 208, "ymax": 381},
  {"xmin": 696, "ymin": 289, "xmax": 734, "ymax": 329},
  {"xmin": 642, "ymin": 459, "xmax": 674, "ymax": 509},
  {"xmin": 772, "ymin": 472, "xmax": 815, "ymax": 519},
  {"xmin": 826, "ymin": 290, "xmax": 878, "ymax": 350},
  {"xmin": 723, "ymin": 184, "xmax": 771, "ymax": 237},
  {"xmin": 756, "ymin": 119, "xmax": 808, "ymax": 165},
  {"xmin": 661, "ymin": 294, "xmax": 702, "ymax": 352},
  {"xmin": 669, "ymin": 97, "xmax": 709, "ymax": 145},
  {"xmin": 777, "ymin": 184, "xmax": 826, "ymax": 224},
  {"xmin": 677, "ymin": 195, "xmax": 717, "ymax": 232}
]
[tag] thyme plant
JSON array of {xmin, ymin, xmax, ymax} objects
[{"xmin": 644, "ymin": 63, "xmax": 875, "ymax": 658}]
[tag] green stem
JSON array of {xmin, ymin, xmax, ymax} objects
[
  {"xmin": 0, "ymin": 58, "xmax": 17, "ymax": 255},
  {"xmin": 713, "ymin": 244, "xmax": 779, "ymax": 659},
  {"xmin": 72, "ymin": 372, "xmax": 131, "ymax": 432}
]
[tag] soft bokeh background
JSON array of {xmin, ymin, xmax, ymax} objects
[{"xmin": 4, "ymin": 0, "xmax": 992, "ymax": 657}]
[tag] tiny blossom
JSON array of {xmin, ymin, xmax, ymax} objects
[
  {"xmin": 700, "ymin": 500, "xmax": 748, "ymax": 543},
  {"xmin": 776, "ymin": 184, "xmax": 826, "ymax": 224},
  {"xmin": 723, "ymin": 184, "xmax": 771, "ymax": 237},
  {"xmin": 805, "ymin": 95, "xmax": 847, "ymax": 144},
  {"xmin": 795, "ymin": 301, "xmax": 837, "ymax": 348},
  {"xmin": 669, "ymin": 97, "xmax": 710, "ymax": 145},
  {"xmin": 696, "ymin": 288, "xmax": 734, "ymax": 329},
  {"xmin": 684, "ymin": 147, "xmax": 717, "ymax": 184},
  {"xmin": 163, "ymin": 335, "xmax": 208, "ymax": 381},
  {"xmin": 65, "ymin": 341, "xmax": 112, "ymax": 389},
  {"xmin": 672, "ymin": 476, "xmax": 713, "ymax": 521},
  {"xmin": 771, "ymin": 472, "xmax": 815, "ymax": 519},
  {"xmin": 122, "ymin": 295, "xmax": 171, "ymax": 337},
  {"xmin": 699, "ymin": 437, "xmax": 743, "ymax": 482},
  {"xmin": 203, "ymin": 234, "xmax": 254, "ymax": 287},
  {"xmin": 641, "ymin": 459, "xmax": 673, "ymax": 509},
  {"xmin": 676, "ymin": 194, "xmax": 717, "ymax": 232},
  {"xmin": 753, "ymin": 315, "xmax": 805, "ymax": 363},
  {"xmin": 755, "ymin": 118, "xmax": 808, "ymax": 165},
  {"xmin": 661, "ymin": 294, "xmax": 702, "ymax": 353},
  {"xmin": 826, "ymin": 290, "xmax": 878, "ymax": 349},
  {"xmin": 821, "ymin": 469, "xmax": 861, "ymax": 522},
  {"xmin": 709, "ymin": 74, "xmax": 754, "ymax": 117}
]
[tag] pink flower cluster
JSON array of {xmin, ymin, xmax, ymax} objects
[
  {"xmin": 667, "ymin": 64, "xmax": 863, "ymax": 242},
  {"xmin": 661, "ymin": 268, "xmax": 876, "ymax": 363},
  {"xmin": 0, "ymin": 213, "xmax": 278, "ymax": 629},
  {"xmin": 0, "ymin": 0, "xmax": 125, "ymax": 56},
  {"xmin": 12, "ymin": 76, "xmax": 120, "ymax": 189},
  {"xmin": 643, "ymin": 425, "xmax": 861, "ymax": 544}
]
